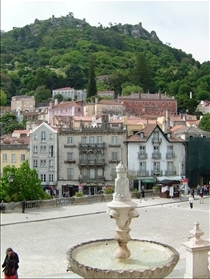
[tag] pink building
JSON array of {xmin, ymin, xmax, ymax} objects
[{"xmin": 48, "ymin": 99, "xmax": 84, "ymax": 125}]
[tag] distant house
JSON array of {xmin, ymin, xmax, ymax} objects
[
  {"xmin": 48, "ymin": 99, "xmax": 84, "ymax": 125},
  {"xmin": 11, "ymin": 95, "xmax": 35, "ymax": 112},
  {"xmin": 52, "ymin": 87, "xmax": 86, "ymax": 101},
  {"xmin": 97, "ymin": 90, "xmax": 115, "ymax": 99},
  {"xmin": 84, "ymin": 98, "xmax": 124, "ymax": 117},
  {"xmin": 118, "ymin": 92, "xmax": 177, "ymax": 116},
  {"xmin": 196, "ymin": 100, "xmax": 210, "ymax": 114}
]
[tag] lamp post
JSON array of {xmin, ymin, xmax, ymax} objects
[{"xmin": 8, "ymin": 174, "xmax": 15, "ymax": 210}]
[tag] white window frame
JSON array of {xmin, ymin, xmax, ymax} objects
[
  {"xmin": 11, "ymin": 154, "xmax": 16, "ymax": 163},
  {"xmin": 2, "ymin": 154, "xmax": 7, "ymax": 163},
  {"xmin": 20, "ymin": 154, "xmax": 25, "ymax": 162}
]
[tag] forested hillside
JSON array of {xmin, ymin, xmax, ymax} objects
[{"xmin": 1, "ymin": 13, "xmax": 210, "ymax": 113}]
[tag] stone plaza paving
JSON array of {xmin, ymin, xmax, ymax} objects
[{"xmin": 1, "ymin": 195, "xmax": 209, "ymax": 279}]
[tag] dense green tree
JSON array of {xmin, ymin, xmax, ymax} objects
[
  {"xmin": 87, "ymin": 57, "xmax": 97, "ymax": 98},
  {"xmin": 0, "ymin": 161, "xmax": 50, "ymax": 202},
  {"xmin": 65, "ymin": 65, "xmax": 87, "ymax": 89},
  {"xmin": 132, "ymin": 54, "xmax": 154, "ymax": 92},
  {"xmin": 54, "ymin": 93, "xmax": 63, "ymax": 102},
  {"xmin": 122, "ymin": 85, "xmax": 143, "ymax": 95},
  {"xmin": 198, "ymin": 113, "xmax": 210, "ymax": 132},
  {"xmin": 0, "ymin": 89, "xmax": 7, "ymax": 105},
  {"xmin": 0, "ymin": 113, "xmax": 25, "ymax": 135},
  {"xmin": 34, "ymin": 85, "xmax": 51, "ymax": 102}
]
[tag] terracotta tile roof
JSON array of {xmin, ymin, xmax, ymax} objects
[
  {"xmin": 170, "ymin": 125, "xmax": 185, "ymax": 132},
  {"xmin": 53, "ymin": 101, "xmax": 81, "ymax": 109},
  {"xmin": 1, "ymin": 135, "xmax": 30, "ymax": 145},
  {"xmin": 125, "ymin": 124, "xmax": 157, "ymax": 142}
]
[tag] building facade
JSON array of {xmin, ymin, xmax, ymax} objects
[
  {"xmin": 118, "ymin": 92, "xmax": 177, "ymax": 116},
  {"xmin": 125, "ymin": 124, "xmax": 186, "ymax": 190},
  {"xmin": 52, "ymin": 87, "xmax": 86, "ymax": 101},
  {"xmin": 57, "ymin": 122, "xmax": 127, "ymax": 196},
  {"xmin": 29, "ymin": 122, "xmax": 58, "ymax": 193},
  {"xmin": 11, "ymin": 95, "xmax": 35, "ymax": 112}
]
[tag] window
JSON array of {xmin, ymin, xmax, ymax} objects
[
  {"xmin": 33, "ymin": 160, "xmax": 38, "ymax": 168},
  {"xmin": 139, "ymin": 146, "xmax": 145, "ymax": 153},
  {"xmin": 33, "ymin": 146, "xmax": 38, "ymax": 155},
  {"xmin": 49, "ymin": 145, "xmax": 54, "ymax": 157},
  {"xmin": 33, "ymin": 134, "xmax": 38, "ymax": 140},
  {"xmin": 40, "ymin": 160, "xmax": 47, "ymax": 168},
  {"xmin": 67, "ymin": 168, "xmax": 73, "ymax": 179},
  {"xmin": 97, "ymin": 136, "xmax": 102, "ymax": 143},
  {"xmin": 139, "ymin": 162, "xmax": 146, "ymax": 171},
  {"xmin": 111, "ymin": 136, "xmax": 118, "ymax": 144},
  {"xmin": 154, "ymin": 146, "xmax": 159, "ymax": 152},
  {"xmin": 154, "ymin": 131, "xmax": 159, "ymax": 139},
  {"xmin": 49, "ymin": 134, "xmax": 54, "ymax": 140},
  {"xmin": 112, "ymin": 152, "xmax": 118, "ymax": 160},
  {"xmin": 82, "ymin": 169, "xmax": 87, "ymax": 176},
  {"xmin": 40, "ymin": 145, "xmax": 47, "ymax": 153},
  {"xmin": 67, "ymin": 137, "xmax": 73, "ymax": 144},
  {"xmin": 20, "ymin": 154, "xmax": 25, "ymax": 162},
  {"xmin": 49, "ymin": 174, "xmax": 54, "ymax": 182},
  {"xmin": 67, "ymin": 152, "xmax": 73, "ymax": 160},
  {"xmin": 167, "ymin": 161, "xmax": 174, "ymax": 171},
  {"xmin": 41, "ymin": 131, "xmax": 46, "ymax": 141},
  {"xmin": 89, "ymin": 136, "xmax": 94, "ymax": 144},
  {"xmin": 81, "ymin": 137, "xmax": 87, "ymax": 144},
  {"xmin": 90, "ymin": 169, "xmax": 95, "ymax": 179},
  {"xmin": 41, "ymin": 174, "xmax": 46, "ymax": 182},
  {"xmin": 49, "ymin": 159, "xmax": 54, "ymax": 171},
  {"xmin": 153, "ymin": 162, "xmax": 160, "ymax": 171},
  {"xmin": 81, "ymin": 154, "xmax": 87, "ymax": 160},
  {"xmin": 2, "ymin": 154, "xmax": 7, "ymax": 163},
  {"xmin": 11, "ymin": 154, "xmax": 16, "ymax": 163},
  {"xmin": 97, "ymin": 169, "xmax": 103, "ymax": 176}
]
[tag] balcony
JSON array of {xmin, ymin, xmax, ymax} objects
[
  {"xmin": 165, "ymin": 170, "xmax": 177, "ymax": 176},
  {"xmin": 109, "ymin": 159, "xmax": 120, "ymax": 164},
  {"xmin": 78, "ymin": 159, "xmax": 105, "ymax": 166},
  {"xmin": 64, "ymin": 160, "xmax": 76, "ymax": 164},
  {"xmin": 151, "ymin": 170, "xmax": 163, "ymax": 176},
  {"xmin": 152, "ymin": 152, "xmax": 161, "ymax": 159},
  {"xmin": 64, "ymin": 144, "xmax": 76, "ymax": 148},
  {"xmin": 166, "ymin": 152, "xmax": 175, "ymax": 159},
  {"xmin": 67, "ymin": 175, "xmax": 73, "ymax": 180},
  {"xmin": 152, "ymin": 138, "xmax": 162, "ymax": 144},
  {"xmin": 109, "ymin": 143, "xmax": 121, "ymax": 148},
  {"xmin": 78, "ymin": 143, "xmax": 106, "ymax": 150},
  {"xmin": 137, "ymin": 170, "xmax": 149, "ymax": 176},
  {"xmin": 138, "ymin": 152, "xmax": 148, "ymax": 159}
]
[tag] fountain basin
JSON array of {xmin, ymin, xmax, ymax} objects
[{"xmin": 67, "ymin": 238, "xmax": 180, "ymax": 278}]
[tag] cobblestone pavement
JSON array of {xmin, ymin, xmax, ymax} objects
[{"xmin": 1, "ymin": 195, "xmax": 209, "ymax": 279}]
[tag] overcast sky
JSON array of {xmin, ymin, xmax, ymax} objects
[{"xmin": 1, "ymin": 0, "xmax": 209, "ymax": 63}]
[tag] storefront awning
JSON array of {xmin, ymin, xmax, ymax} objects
[{"xmin": 141, "ymin": 178, "xmax": 156, "ymax": 183}]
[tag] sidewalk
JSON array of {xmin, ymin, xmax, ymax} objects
[
  {"xmin": 1, "ymin": 195, "xmax": 189, "ymax": 226},
  {"xmin": 1, "ymin": 195, "xmax": 209, "ymax": 279}
]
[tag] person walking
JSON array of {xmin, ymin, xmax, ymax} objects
[
  {"xmin": 2, "ymin": 247, "xmax": 19, "ymax": 279},
  {"xmin": 189, "ymin": 195, "xmax": 194, "ymax": 209},
  {"xmin": 199, "ymin": 186, "xmax": 204, "ymax": 204},
  {"xmin": 190, "ymin": 188, "xmax": 194, "ymax": 198},
  {"xmin": 0, "ymin": 200, "xmax": 6, "ymax": 213},
  {"xmin": 21, "ymin": 199, "xmax": 26, "ymax": 213}
]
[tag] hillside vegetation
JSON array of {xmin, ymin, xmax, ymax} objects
[{"xmin": 1, "ymin": 13, "xmax": 210, "ymax": 114}]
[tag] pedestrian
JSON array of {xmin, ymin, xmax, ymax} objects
[
  {"xmin": 189, "ymin": 195, "xmax": 194, "ymax": 209},
  {"xmin": 190, "ymin": 188, "xmax": 194, "ymax": 198},
  {"xmin": 2, "ymin": 247, "xmax": 19, "ymax": 279},
  {"xmin": 0, "ymin": 200, "xmax": 6, "ymax": 213},
  {"xmin": 141, "ymin": 185, "xmax": 145, "ymax": 198},
  {"xmin": 196, "ymin": 184, "xmax": 200, "ymax": 195},
  {"xmin": 199, "ymin": 187, "xmax": 204, "ymax": 204},
  {"xmin": 22, "ymin": 199, "xmax": 26, "ymax": 213}
]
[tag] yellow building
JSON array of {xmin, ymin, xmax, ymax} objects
[{"xmin": 0, "ymin": 135, "xmax": 30, "ymax": 176}]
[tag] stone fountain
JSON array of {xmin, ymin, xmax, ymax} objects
[{"xmin": 67, "ymin": 161, "xmax": 179, "ymax": 278}]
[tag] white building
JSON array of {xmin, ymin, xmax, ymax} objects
[
  {"xmin": 125, "ymin": 124, "xmax": 186, "ymax": 190},
  {"xmin": 52, "ymin": 87, "xmax": 86, "ymax": 101},
  {"xmin": 29, "ymin": 122, "xmax": 58, "ymax": 194}
]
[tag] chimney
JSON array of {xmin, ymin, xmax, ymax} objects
[{"xmin": 166, "ymin": 109, "xmax": 170, "ymax": 130}]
